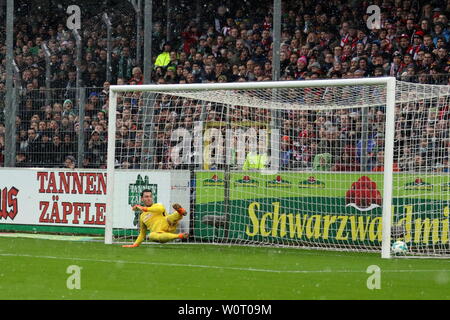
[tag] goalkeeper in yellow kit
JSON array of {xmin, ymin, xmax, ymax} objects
[{"xmin": 122, "ymin": 189, "xmax": 189, "ymax": 248}]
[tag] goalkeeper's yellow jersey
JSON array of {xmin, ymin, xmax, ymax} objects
[
  {"xmin": 139, "ymin": 203, "xmax": 168, "ymax": 231},
  {"xmin": 134, "ymin": 203, "xmax": 168, "ymax": 245}
]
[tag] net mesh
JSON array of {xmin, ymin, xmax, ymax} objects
[
  {"xmin": 109, "ymin": 80, "xmax": 450, "ymax": 257},
  {"xmin": 149, "ymin": 84, "xmax": 387, "ymax": 111}
]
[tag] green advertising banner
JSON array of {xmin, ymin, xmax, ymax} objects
[{"xmin": 194, "ymin": 172, "xmax": 450, "ymax": 248}]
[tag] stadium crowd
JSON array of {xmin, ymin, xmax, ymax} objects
[{"xmin": 0, "ymin": 0, "xmax": 449, "ymax": 172}]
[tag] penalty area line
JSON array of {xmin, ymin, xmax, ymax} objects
[{"xmin": 0, "ymin": 253, "xmax": 449, "ymax": 274}]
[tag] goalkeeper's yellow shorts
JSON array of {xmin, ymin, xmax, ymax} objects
[{"xmin": 152, "ymin": 211, "xmax": 183, "ymax": 233}]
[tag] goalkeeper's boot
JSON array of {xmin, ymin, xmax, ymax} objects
[{"xmin": 178, "ymin": 232, "xmax": 189, "ymax": 240}]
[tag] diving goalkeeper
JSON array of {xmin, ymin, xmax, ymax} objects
[{"xmin": 122, "ymin": 189, "xmax": 189, "ymax": 248}]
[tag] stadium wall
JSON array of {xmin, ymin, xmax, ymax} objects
[
  {"xmin": 0, "ymin": 168, "xmax": 190, "ymax": 235},
  {"xmin": 195, "ymin": 172, "xmax": 450, "ymax": 247},
  {"xmin": 1, "ymin": 168, "xmax": 448, "ymax": 247}
]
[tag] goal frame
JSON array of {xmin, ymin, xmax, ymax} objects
[{"xmin": 105, "ymin": 77, "xmax": 397, "ymax": 259}]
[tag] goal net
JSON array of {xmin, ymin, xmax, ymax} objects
[{"xmin": 105, "ymin": 78, "xmax": 450, "ymax": 258}]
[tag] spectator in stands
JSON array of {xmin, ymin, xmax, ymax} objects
[
  {"xmin": 64, "ymin": 155, "xmax": 76, "ymax": 169},
  {"xmin": 87, "ymin": 130, "xmax": 106, "ymax": 167},
  {"xmin": 331, "ymin": 145, "xmax": 360, "ymax": 171},
  {"xmin": 280, "ymin": 135, "xmax": 293, "ymax": 169},
  {"xmin": 62, "ymin": 99, "xmax": 76, "ymax": 118},
  {"xmin": 116, "ymin": 47, "xmax": 135, "ymax": 82},
  {"xmin": 129, "ymin": 67, "xmax": 144, "ymax": 85},
  {"xmin": 36, "ymin": 133, "xmax": 52, "ymax": 165},
  {"xmin": 154, "ymin": 42, "xmax": 172, "ymax": 69},
  {"xmin": 24, "ymin": 128, "xmax": 40, "ymax": 163},
  {"xmin": 1, "ymin": 0, "xmax": 450, "ymax": 172},
  {"xmin": 371, "ymin": 150, "xmax": 400, "ymax": 172},
  {"xmin": 15, "ymin": 152, "xmax": 28, "ymax": 167},
  {"xmin": 49, "ymin": 134, "xmax": 65, "ymax": 166},
  {"xmin": 313, "ymin": 153, "xmax": 332, "ymax": 171}
]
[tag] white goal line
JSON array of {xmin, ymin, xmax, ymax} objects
[{"xmin": 2, "ymin": 253, "xmax": 449, "ymax": 274}]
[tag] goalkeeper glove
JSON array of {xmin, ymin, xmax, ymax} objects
[
  {"xmin": 122, "ymin": 244, "xmax": 139, "ymax": 248},
  {"xmin": 132, "ymin": 204, "xmax": 145, "ymax": 212},
  {"xmin": 172, "ymin": 203, "xmax": 187, "ymax": 215}
]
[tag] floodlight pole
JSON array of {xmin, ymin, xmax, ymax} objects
[
  {"xmin": 7, "ymin": 60, "xmax": 20, "ymax": 168},
  {"xmin": 272, "ymin": 0, "xmax": 281, "ymax": 82},
  {"xmin": 77, "ymin": 88, "xmax": 85, "ymax": 168},
  {"xmin": 136, "ymin": 0, "xmax": 142, "ymax": 67},
  {"xmin": 129, "ymin": 0, "xmax": 142, "ymax": 67},
  {"xmin": 42, "ymin": 43, "xmax": 52, "ymax": 105},
  {"xmin": 72, "ymin": 29, "xmax": 85, "ymax": 168},
  {"xmin": 5, "ymin": 0, "xmax": 15, "ymax": 167},
  {"xmin": 72, "ymin": 29, "xmax": 82, "ymax": 101},
  {"xmin": 12, "ymin": 60, "xmax": 21, "ymax": 90},
  {"xmin": 143, "ymin": 0, "xmax": 153, "ymax": 84},
  {"xmin": 102, "ymin": 13, "xmax": 113, "ymax": 82},
  {"xmin": 166, "ymin": 0, "xmax": 171, "ymax": 43}
]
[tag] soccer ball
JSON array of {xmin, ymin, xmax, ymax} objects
[{"xmin": 391, "ymin": 241, "xmax": 408, "ymax": 255}]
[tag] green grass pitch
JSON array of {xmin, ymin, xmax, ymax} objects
[{"xmin": 1, "ymin": 237, "xmax": 449, "ymax": 300}]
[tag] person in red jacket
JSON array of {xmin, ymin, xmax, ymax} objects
[
  {"xmin": 181, "ymin": 25, "xmax": 200, "ymax": 55},
  {"xmin": 372, "ymin": 151, "xmax": 400, "ymax": 172}
]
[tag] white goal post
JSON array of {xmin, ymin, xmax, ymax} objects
[{"xmin": 105, "ymin": 77, "xmax": 450, "ymax": 259}]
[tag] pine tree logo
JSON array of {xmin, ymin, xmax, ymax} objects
[
  {"xmin": 345, "ymin": 176, "xmax": 382, "ymax": 211},
  {"xmin": 203, "ymin": 174, "xmax": 225, "ymax": 186},
  {"xmin": 404, "ymin": 178, "xmax": 433, "ymax": 190},
  {"xmin": 299, "ymin": 176, "xmax": 325, "ymax": 188},
  {"xmin": 128, "ymin": 174, "xmax": 158, "ymax": 206},
  {"xmin": 267, "ymin": 175, "xmax": 292, "ymax": 188},
  {"xmin": 234, "ymin": 175, "xmax": 259, "ymax": 187}
]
